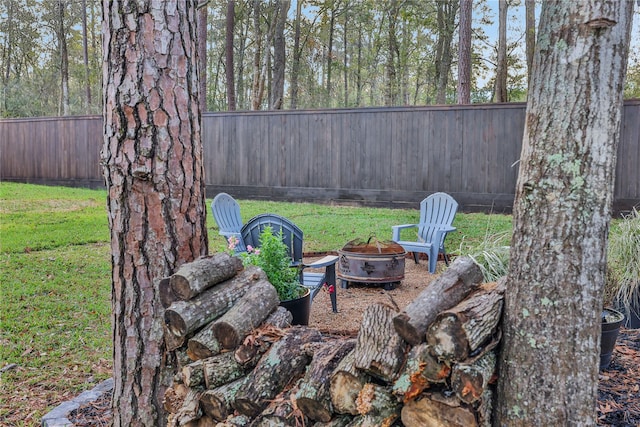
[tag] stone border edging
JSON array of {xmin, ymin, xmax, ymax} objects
[{"xmin": 41, "ymin": 378, "xmax": 113, "ymax": 427}]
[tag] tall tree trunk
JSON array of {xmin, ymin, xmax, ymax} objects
[
  {"xmin": 102, "ymin": 1, "xmax": 208, "ymax": 425},
  {"xmin": 271, "ymin": 0, "xmax": 289, "ymax": 109},
  {"xmin": 198, "ymin": 2, "xmax": 208, "ymax": 113},
  {"xmin": 525, "ymin": 0, "xmax": 536, "ymax": 87},
  {"xmin": 356, "ymin": 20, "xmax": 363, "ymax": 106},
  {"xmin": 385, "ymin": 0, "xmax": 400, "ymax": 106},
  {"xmin": 225, "ymin": 0, "xmax": 236, "ymax": 110},
  {"xmin": 58, "ymin": 0, "xmax": 69, "ymax": 116},
  {"xmin": 2, "ymin": 0, "xmax": 13, "ymax": 113},
  {"xmin": 251, "ymin": 0, "xmax": 263, "ymax": 110},
  {"xmin": 343, "ymin": 10, "xmax": 348, "ymax": 107},
  {"xmin": 495, "ymin": 1, "xmax": 633, "ymax": 425},
  {"xmin": 81, "ymin": 0, "xmax": 91, "ymax": 110},
  {"xmin": 326, "ymin": 6, "xmax": 336, "ymax": 106},
  {"xmin": 457, "ymin": 0, "xmax": 472, "ymax": 104},
  {"xmin": 290, "ymin": 0, "xmax": 303, "ymax": 109},
  {"xmin": 493, "ymin": 0, "xmax": 508, "ymax": 103},
  {"xmin": 435, "ymin": 0, "xmax": 458, "ymax": 104}
]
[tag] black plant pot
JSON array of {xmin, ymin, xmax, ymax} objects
[
  {"xmin": 600, "ymin": 308, "xmax": 625, "ymax": 371},
  {"xmin": 280, "ymin": 287, "xmax": 311, "ymax": 326}
]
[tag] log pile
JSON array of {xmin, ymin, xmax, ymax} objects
[{"xmin": 160, "ymin": 254, "xmax": 507, "ymax": 427}]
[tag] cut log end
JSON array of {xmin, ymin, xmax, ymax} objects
[
  {"xmin": 295, "ymin": 397, "xmax": 332, "ymax": 423},
  {"xmin": 213, "ymin": 322, "xmax": 240, "ymax": 350},
  {"xmin": 170, "ymin": 275, "xmax": 192, "ymax": 301},
  {"xmin": 165, "ymin": 310, "xmax": 188, "ymax": 337}
]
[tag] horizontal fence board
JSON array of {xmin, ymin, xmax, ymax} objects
[{"xmin": 1, "ymin": 102, "xmax": 638, "ymax": 215}]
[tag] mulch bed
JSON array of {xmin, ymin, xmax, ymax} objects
[
  {"xmin": 68, "ymin": 328, "xmax": 639, "ymax": 426},
  {"xmin": 597, "ymin": 328, "xmax": 640, "ymax": 426}
]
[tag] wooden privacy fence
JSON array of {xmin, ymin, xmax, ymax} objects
[{"xmin": 1, "ymin": 101, "xmax": 639, "ymax": 213}]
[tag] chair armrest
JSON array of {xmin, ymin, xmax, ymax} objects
[
  {"xmin": 434, "ymin": 226, "xmax": 457, "ymax": 246},
  {"xmin": 303, "ymin": 255, "xmax": 339, "ymax": 269},
  {"xmin": 392, "ymin": 224, "xmax": 417, "ymax": 241}
]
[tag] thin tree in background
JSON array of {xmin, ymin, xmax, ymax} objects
[
  {"xmin": 81, "ymin": 0, "xmax": 91, "ymax": 109},
  {"xmin": 102, "ymin": 1, "xmax": 208, "ymax": 425},
  {"xmin": 525, "ymin": 0, "xmax": 535, "ymax": 86},
  {"xmin": 457, "ymin": 0, "xmax": 472, "ymax": 104},
  {"xmin": 290, "ymin": 0, "xmax": 303, "ymax": 109},
  {"xmin": 385, "ymin": 0, "xmax": 400, "ymax": 106},
  {"xmin": 271, "ymin": 0, "xmax": 289, "ymax": 109},
  {"xmin": 57, "ymin": 0, "xmax": 69, "ymax": 115},
  {"xmin": 198, "ymin": 1, "xmax": 208, "ymax": 113},
  {"xmin": 495, "ymin": 1, "xmax": 633, "ymax": 424},
  {"xmin": 435, "ymin": 0, "xmax": 459, "ymax": 104},
  {"xmin": 225, "ymin": 0, "xmax": 236, "ymax": 110},
  {"xmin": 493, "ymin": 0, "xmax": 508, "ymax": 102},
  {"xmin": 251, "ymin": 0, "xmax": 263, "ymax": 109}
]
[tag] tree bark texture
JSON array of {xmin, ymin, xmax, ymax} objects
[
  {"xmin": 211, "ymin": 279, "xmax": 279, "ymax": 349},
  {"xmin": 270, "ymin": 0, "xmax": 289, "ymax": 109},
  {"xmin": 493, "ymin": 0, "xmax": 508, "ymax": 103},
  {"xmin": 525, "ymin": 0, "xmax": 536, "ymax": 85},
  {"xmin": 102, "ymin": 2, "xmax": 207, "ymax": 425},
  {"xmin": 197, "ymin": 2, "xmax": 207, "ymax": 113},
  {"xmin": 495, "ymin": 2, "xmax": 634, "ymax": 426},
  {"xmin": 225, "ymin": 0, "xmax": 235, "ymax": 110},
  {"xmin": 165, "ymin": 266, "xmax": 265, "ymax": 337},
  {"xmin": 296, "ymin": 339, "xmax": 356, "ymax": 422},
  {"xmin": 233, "ymin": 326, "xmax": 323, "ymax": 417},
  {"xmin": 393, "ymin": 256, "xmax": 483, "ymax": 345},
  {"xmin": 289, "ymin": 0, "xmax": 302, "ymax": 109},
  {"xmin": 435, "ymin": 0, "xmax": 458, "ymax": 104},
  {"xmin": 457, "ymin": 0, "xmax": 472, "ymax": 104},
  {"xmin": 426, "ymin": 279, "xmax": 505, "ymax": 362},
  {"xmin": 353, "ymin": 303, "xmax": 407, "ymax": 383}
]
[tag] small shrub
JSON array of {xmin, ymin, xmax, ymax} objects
[{"xmin": 235, "ymin": 226, "xmax": 303, "ymax": 301}]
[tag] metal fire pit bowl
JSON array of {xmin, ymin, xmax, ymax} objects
[{"xmin": 338, "ymin": 237, "xmax": 406, "ymax": 290}]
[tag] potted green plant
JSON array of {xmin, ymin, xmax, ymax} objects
[
  {"xmin": 230, "ymin": 226, "xmax": 311, "ymax": 325},
  {"xmin": 606, "ymin": 207, "xmax": 640, "ymax": 329}
]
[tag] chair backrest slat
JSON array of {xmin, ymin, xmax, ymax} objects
[
  {"xmin": 417, "ymin": 192, "xmax": 458, "ymax": 246},
  {"xmin": 241, "ymin": 214, "xmax": 304, "ymax": 263}
]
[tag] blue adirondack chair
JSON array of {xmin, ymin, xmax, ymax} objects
[
  {"xmin": 391, "ymin": 192, "xmax": 458, "ymax": 274},
  {"xmin": 241, "ymin": 213, "xmax": 339, "ymax": 312},
  {"xmin": 211, "ymin": 193, "xmax": 246, "ymax": 252}
]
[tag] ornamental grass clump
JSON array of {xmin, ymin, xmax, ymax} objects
[
  {"xmin": 235, "ymin": 226, "xmax": 303, "ymax": 301},
  {"xmin": 606, "ymin": 208, "xmax": 640, "ymax": 315},
  {"xmin": 464, "ymin": 231, "xmax": 511, "ymax": 282}
]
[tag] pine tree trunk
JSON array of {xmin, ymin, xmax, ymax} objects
[
  {"xmin": 225, "ymin": 0, "xmax": 235, "ymax": 110},
  {"xmin": 492, "ymin": 0, "xmax": 508, "ymax": 103},
  {"xmin": 457, "ymin": 0, "xmax": 472, "ymax": 104},
  {"xmin": 495, "ymin": 2, "xmax": 634, "ymax": 425},
  {"xmin": 102, "ymin": 1, "xmax": 207, "ymax": 425}
]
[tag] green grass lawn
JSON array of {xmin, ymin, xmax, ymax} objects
[{"xmin": 0, "ymin": 182, "xmax": 513, "ymax": 425}]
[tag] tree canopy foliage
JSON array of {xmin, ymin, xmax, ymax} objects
[{"xmin": 1, "ymin": 0, "xmax": 639, "ymax": 118}]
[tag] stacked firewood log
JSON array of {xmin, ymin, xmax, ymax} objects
[{"xmin": 160, "ymin": 253, "xmax": 506, "ymax": 427}]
